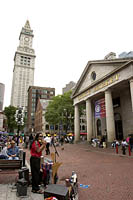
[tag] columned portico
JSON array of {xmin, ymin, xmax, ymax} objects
[
  {"xmin": 129, "ymin": 78, "xmax": 133, "ymax": 111},
  {"xmin": 105, "ymin": 89, "xmax": 115, "ymax": 142},
  {"xmin": 86, "ymin": 99, "xmax": 93, "ymax": 141},
  {"xmin": 74, "ymin": 104, "xmax": 80, "ymax": 142}
]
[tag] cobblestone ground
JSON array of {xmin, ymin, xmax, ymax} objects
[{"xmin": 25, "ymin": 142, "xmax": 133, "ymax": 200}]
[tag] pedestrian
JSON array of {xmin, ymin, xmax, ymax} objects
[
  {"xmin": 51, "ymin": 136, "xmax": 54, "ymax": 146},
  {"xmin": 121, "ymin": 139, "xmax": 128, "ymax": 155},
  {"xmin": 25, "ymin": 135, "xmax": 29, "ymax": 149},
  {"xmin": 30, "ymin": 133, "xmax": 46, "ymax": 194},
  {"xmin": 44, "ymin": 134, "xmax": 51, "ymax": 155},
  {"xmin": 129, "ymin": 135, "xmax": 133, "ymax": 152},
  {"xmin": 111, "ymin": 139, "xmax": 120, "ymax": 148},
  {"xmin": 126, "ymin": 136, "xmax": 130, "ymax": 144},
  {"xmin": 29, "ymin": 133, "xmax": 33, "ymax": 150},
  {"xmin": 60, "ymin": 136, "xmax": 64, "ymax": 146}
]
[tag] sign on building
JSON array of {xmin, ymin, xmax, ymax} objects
[{"xmin": 95, "ymin": 98, "xmax": 106, "ymax": 118}]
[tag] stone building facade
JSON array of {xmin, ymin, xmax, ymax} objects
[
  {"xmin": 62, "ymin": 81, "xmax": 76, "ymax": 94},
  {"xmin": 10, "ymin": 20, "xmax": 36, "ymax": 108},
  {"xmin": 72, "ymin": 55, "xmax": 133, "ymax": 143},
  {"xmin": 0, "ymin": 83, "xmax": 5, "ymax": 111}
]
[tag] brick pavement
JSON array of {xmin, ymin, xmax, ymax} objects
[
  {"xmin": 1, "ymin": 142, "xmax": 133, "ymax": 200},
  {"xmin": 25, "ymin": 142, "xmax": 133, "ymax": 200}
]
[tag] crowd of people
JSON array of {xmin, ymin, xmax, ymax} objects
[
  {"xmin": 0, "ymin": 135, "xmax": 20, "ymax": 160},
  {"xmin": 0, "ymin": 132, "xmax": 73, "ymax": 160},
  {"xmin": 91, "ymin": 133, "xmax": 133, "ymax": 155}
]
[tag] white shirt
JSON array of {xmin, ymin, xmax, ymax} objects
[{"xmin": 44, "ymin": 136, "xmax": 51, "ymax": 143}]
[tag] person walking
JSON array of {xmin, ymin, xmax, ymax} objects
[
  {"xmin": 30, "ymin": 133, "xmax": 46, "ymax": 194},
  {"xmin": 25, "ymin": 135, "xmax": 29, "ymax": 149},
  {"xmin": 121, "ymin": 139, "xmax": 128, "ymax": 155},
  {"xmin": 44, "ymin": 135, "xmax": 51, "ymax": 155},
  {"xmin": 29, "ymin": 133, "xmax": 33, "ymax": 150}
]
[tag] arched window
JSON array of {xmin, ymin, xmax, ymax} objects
[
  {"xmin": 82, "ymin": 125, "xmax": 85, "ymax": 131},
  {"xmin": 55, "ymin": 125, "xmax": 58, "ymax": 130},
  {"xmin": 46, "ymin": 124, "xmax": 49, "ymax": 130}
]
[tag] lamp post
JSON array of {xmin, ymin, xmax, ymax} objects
[
  {"xmin": 63, "ymin": 108, "xmax": 69, "ymax": 135},
  {"xmin": 15, "ymin": 107, "xmax": 24, "ymax": 146}
]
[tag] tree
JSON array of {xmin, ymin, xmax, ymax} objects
[
  {"xmin": 4, "ymin": 105, "xmax": 17, "ymax": 133},
  {"xmin": 45, "ymin": 91, "xmax": 74, "ymax": 134}
]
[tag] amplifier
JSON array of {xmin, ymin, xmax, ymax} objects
[
  {"xmin": 18, "ymin": 167, "xmax": 29, "ymax": 184},
  {"xmin": 44, "ymin": 184, "xmax": 69, "ymax": 200}
]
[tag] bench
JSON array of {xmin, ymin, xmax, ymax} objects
[{"xmin": 0, "ymin": 159, "xmax": 22, "ymax": 169}]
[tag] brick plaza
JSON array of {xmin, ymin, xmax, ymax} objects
[
  {"xmin": 46, "ymin": 142, "xmax": 133, "ymax": 200},
  {"xmin": 0, "ymin": 142, "xmax": 133, "ymax": 200}
]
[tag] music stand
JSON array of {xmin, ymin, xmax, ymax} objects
[{"xmin": 52, "ymin": 142, "xmax": 59, "ymax": 163}]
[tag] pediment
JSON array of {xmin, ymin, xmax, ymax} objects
[{"xmin": 72, "ymin": 59, "xmax": 131, "ymax": 97}]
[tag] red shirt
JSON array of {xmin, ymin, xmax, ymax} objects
[{"xmin": 30, "ymin": 141, "xmax": 42, "ymax": 158}]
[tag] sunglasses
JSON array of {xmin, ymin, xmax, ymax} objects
[{"xmin": 39, "ymin": 135, "xmax": 43, "ymax": 137}]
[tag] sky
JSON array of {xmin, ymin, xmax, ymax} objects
[{"xmin": 0, "ymin": 0, "xmax": 133, "ymax": 108}]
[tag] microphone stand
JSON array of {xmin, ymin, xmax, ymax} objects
[{"xmin": 52, "ymin": 142, "xmax": 59, "ymax": 163}]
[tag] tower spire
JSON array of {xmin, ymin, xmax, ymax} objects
[{"xmin": 24, "ymin": 20, "xmax": 31, "ymax": 30}]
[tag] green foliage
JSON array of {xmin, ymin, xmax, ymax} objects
[
  {"xmin": 4, "ymin": 105, "xmax": 18, "ymax": 132},
  {"xmin": 45, "ymin": 91, "xmax": 74, "ymax": 132}
]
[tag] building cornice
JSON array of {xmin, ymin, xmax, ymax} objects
[
  {"xmin": 14, "ymin": 51, "xmax": 36, "ymax": 61},
  {"xmin": 72, "ymin": 59, "xmax": 133, "ymax": 99}
]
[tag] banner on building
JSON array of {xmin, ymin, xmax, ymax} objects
[{"xmin": 95, "ymin": 98, "xmax": 106, "ymax": 118}]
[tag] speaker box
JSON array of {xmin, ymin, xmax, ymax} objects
[
  {"xmin": 44, "ymin": 184, "xmax": 69, "ymax": 200},
  {"xmin": 18, "ymin": 167, "xmax": 29, "ymax": 184},
  {"xmin": 17, "ymin": 178, "xmax": 28, "ymax": 196}
]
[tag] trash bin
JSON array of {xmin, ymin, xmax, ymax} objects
[{"xmin": 17, "ymin": 178, "xmax": 28, "ymax": 196}]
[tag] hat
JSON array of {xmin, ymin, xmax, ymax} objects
[{"xmin": 10, "ymin": 140, "xmax": 15, "ymax": 144}]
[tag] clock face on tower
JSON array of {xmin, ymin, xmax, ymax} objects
[{"xmin": 24, "ymin": 37, "xmax": 29, "ymax": 42}]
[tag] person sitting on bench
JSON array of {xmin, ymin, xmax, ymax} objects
[
  {"xmin": 0, "ymin": 146, "xmax": 9, "ymax": 160},
  {"xmin": 7, "ymin": 140, "xmax": 19, "ymax": 160}
]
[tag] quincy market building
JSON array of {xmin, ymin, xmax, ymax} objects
[{"xmin": 72, "ymin": 53, "xmax": 133, "ymax": 143}]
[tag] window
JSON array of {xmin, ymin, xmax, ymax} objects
[
  {"xmin": 46, "ymin": 124, "xmax": 49, "ymax": 130},
  {"xmin": 20, "ymin": 56, "xmax": 31, "ymax": 66},
  {"xmin": 82, "ymin": 125, "xmax": 85, "ymax": 131},
  {"xmin": 41, "ymin": 94, "xmax": 47, "ymax": 98},
  {"xmin": 50, "ymin": 91, "xmax": 54, "ymax": 95},
  {"xmin": 43, "ymin": 90, "xmax": 47, "ymax": 94},
  {"xmin": 32, "ymin": 89, "xmax": 36, "ymax": 93},
  {"xmin": 113, "ymin": 97, "xmax": 120, "ymax": 108},
  {"xmin": 55, "ymin": 125, "xmax": 58, "ymax": 130},
  {"xmin": 91, "ymin": 71, "xmax": 96, "ymax": 81}
]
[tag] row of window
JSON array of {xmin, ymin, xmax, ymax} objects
[
  {"xmin": 32, "ymin": 94, "xmax": 49, "ymax": 99},
  {"xmin": 34, "ymin": 125, "xmax": 86, "ymax": 131},
  {"xmin": 20, "ymin": 56, "xmax": 31, "ymax": 66},
  {"xmin": 32, "ymin": 89, "xmax": 54, "ymax": 95}
]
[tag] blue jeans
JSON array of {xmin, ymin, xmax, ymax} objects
[{"xmin": 8, "ymin": 157, "xmax": 19, "ymax": 160}]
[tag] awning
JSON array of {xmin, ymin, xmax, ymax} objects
[
  {"xmin": 8, "ymin": 133, "xmax": 15, "ymax": 136},
  {"xmin": 80, "ymin": 132, "xmax": 87, "ymax": 135}
]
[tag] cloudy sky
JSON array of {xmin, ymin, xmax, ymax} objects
[{"xmin": 0, "ymin": 0, "xmax": 133, "ymax": 108}]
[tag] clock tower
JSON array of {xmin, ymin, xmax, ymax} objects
[{"xmin": 10, "ymin": 20, "xmax": 36, "ymax": 108}]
